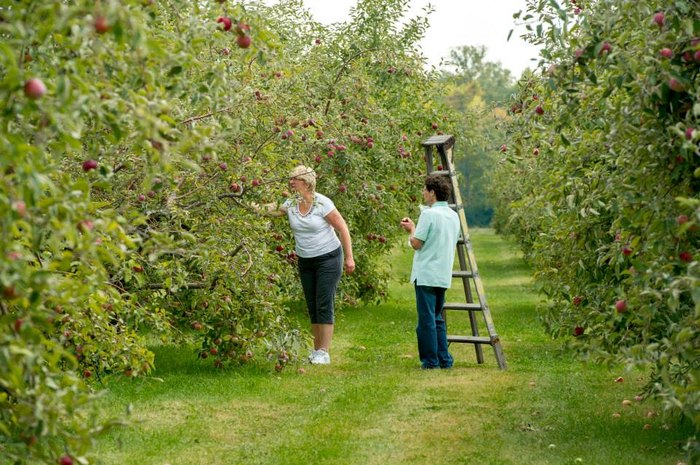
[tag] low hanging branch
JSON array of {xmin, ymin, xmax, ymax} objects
[
  {"xmin": 182, "ymin": 107, "xmax": 233, "ymax": 126},
  {"xmin": 137, "ymin": 243, "xmax": 245, "ymax": 291}
]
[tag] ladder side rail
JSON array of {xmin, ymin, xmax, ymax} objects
[
  {"xmin": 444, "ymin": 146, "xmax": 484, "ymax": 363},
  {"xmin": 424, "ymin": 145, "xmax": 435, "ymax": 173}
]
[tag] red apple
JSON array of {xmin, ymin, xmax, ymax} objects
[
  {"xmin": 24, "ymin": 78, "xmax": 46, "ymax": 100},
  {"xmin": 659, "ymin": 48, "xmax": 673, "ymax": 58},
  {"xmin": 677, "ymin": 214, "xmax": 689, "ymax": 225},
  {"xmin": 229, "ymin": 182, "xmax": 241, "ymax": 192},
  {"xmin": 572, "ymin": 295, "xmax": 582, "ymax": 306},
  {"xmin": 83, "ymin": 369, "xmax": 92, "ymax": 378},
  {"xmin": 431, "ymin": 122, "xmax": 438, "ymax": 130},
  {"xmin": 94, "ymin": 16, "xmax": 110, "ymax": 34},
  {"xmin": 622, "ymin": 246, "xmax": 632, "ymax": 256},
  {"xmin": 218, "ymin": 162, "xmax": 228, "ymax": 171},
  {"xmin": 275, "ymin": 245, "xmax": 284, "ymax": 252},
  {"xmin": 573, "ymin": 326, "xmax": 584, "ymax": 337},
  {"xmin": 653, "ymin": 11, "xmax": 665, "ymax": 28},
  {"xmin": 13, "ymin": 318, "xmax": 23, "ymax": 332},
  {"xmin": 535, "ymin": 105, "xmax": 545, "ymax": 115},
  {"xmin": 78, "ymin": 220, "xmax": 94, "ymax": 232},
  {"xmin": 339, "ymin": 184, "xmax": 347, "ymax": 193},
  {"xmin": 679, "ymin": 251, "xmax": 693, "ymax": 263},
  {"xmin": 615, "ymin": 299, "xmax": 628, "ymax": 313},
  {"xmin": 668, "ymin": 78, "xmax": 685, "ymax": 92},
  {"xmin": 192, "ymin": 322, "xmax": 203, "ymax": 331},
  {"xmin": 686, "ymin": 128, "xmax": 695, "ymax": 140},
  {"xmin": 82, "ymin": 159, "xmax": 98, "ymax": 171},
  {"xmin": 599, "ymin": 42, "xmax": 612, "ymax": 54},
  {"xmin": 237, "ymin": 35, "xmax": 251, "ymax": 49},
  {"xmin": 251, "ymin": 179, "xmax": 261, "ymax": 187},
  {"xmin": 210, "ymin": 347, "xmax": 219, "ymax": 355},
  {"xmin": 235, "ymin": 22, "xmax": 251, "ymax": 35},
  {"xmin": 217, "ymin": 16, "xmax": 232, "ymax": 31},
  {"xmin": 12, "ymin": 200, "xmax": 26, "ymax": 217},
  {"xmin": 500, "ymin": 144, "xmax": 507, "ymax": 153},
  {"xmin": 59, "ymin": 455, "xmax": 74, "ymax": 465}
]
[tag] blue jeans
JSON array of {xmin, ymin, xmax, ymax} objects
[{"xmin": 414, "ymin": 285, "xmax": 453, "ymax": 369}]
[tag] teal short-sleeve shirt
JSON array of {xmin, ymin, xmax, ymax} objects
[{"xmin": 410, "ymin": 201, "xmax": 460, "ymax": 288}]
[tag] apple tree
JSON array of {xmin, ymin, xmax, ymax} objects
[
  {"xmin": 490, "ymin": 0, "xmax": 699, "ymax": 454},
  {"xmin": 1, "ymin": 0, "xmax": 456, "ymax": 462}
]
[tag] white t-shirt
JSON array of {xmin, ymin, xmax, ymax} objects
[{"xmin": 282, "ymin": 193, "xmax": 341, "ymax": 258}]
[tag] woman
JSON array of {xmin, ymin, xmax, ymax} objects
[{"xmin": 266, "ymin": 165, "xmax": 355, "ymax": 365}]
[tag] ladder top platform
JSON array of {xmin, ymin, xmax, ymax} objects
[{"xmin": 421, "ymin": 135, "xmax": 455, "ymax": 149}]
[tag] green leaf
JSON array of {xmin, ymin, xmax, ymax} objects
[{"xmin": 168, "ymin": 66, "xmax": 184, "ymax": 77}]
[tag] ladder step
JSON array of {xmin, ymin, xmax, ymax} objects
[
  {"xmin": 452, "ymin": 270, "xmax": 474, "ymax": 278},
  {"xmin": 431, "ymin": 170, "xmax": 452, "ymax": 177},
  {"xmin": 447, "ymin": 335, "xmax": 496, "ymax": 345},
  {"xmin": 448, "ymin": 203, "xmax": 463, "ymax": 211},
  {"xmin": 443, "ymin": 302, "xmax": 483, "ymax": 312}
]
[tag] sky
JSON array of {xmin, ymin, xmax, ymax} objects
[{"xmin": 265, "ymin": 0, "xmax": 542, "ymax": 77}]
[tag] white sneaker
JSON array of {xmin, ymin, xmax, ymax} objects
[
  {"xmin": 310, "ymin": 349, "xmax": 330, "ymax": 365},
  {"xmin": 307, "ymin": 350, "xmax": 320, "ymax": 363}
]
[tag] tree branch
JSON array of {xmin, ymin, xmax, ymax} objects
[{"xmin": 182, "ymin": 107, "xmax": 233, "ymax": 126}]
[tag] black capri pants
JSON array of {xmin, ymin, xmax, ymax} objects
[{"xmin": 297, "ymin": 246, "xmax": 343, "ymax": 324}]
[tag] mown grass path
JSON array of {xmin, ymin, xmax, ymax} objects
[{"xmin": 96, "ymin": 230, "xmax": 693, "ymax": 465}]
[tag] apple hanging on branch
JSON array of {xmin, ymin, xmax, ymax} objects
[{"xmin": 24, "ymin": 78, "xmax": 46, "ymax": 100}]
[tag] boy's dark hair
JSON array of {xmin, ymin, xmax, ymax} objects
[{"xmin": 425, "ymin": 174, "xmax": 452, "ymax": 201}]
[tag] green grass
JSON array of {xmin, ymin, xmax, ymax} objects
[{"xmin": 94, "ymin": 229, "xmax": 693, "ymax": 465}]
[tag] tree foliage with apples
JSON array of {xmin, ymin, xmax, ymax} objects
[
  {"xmin": 0, "ymin": 0, "xmax": 456, "ymax": 463},
  {"xmin": 490, "ymin": 0, "xmax": 700, "ymax": 454}
]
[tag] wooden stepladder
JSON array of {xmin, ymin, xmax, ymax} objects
[{"xmin": 421, "ymin": 135, "xmax": 507, "ymax": 370}]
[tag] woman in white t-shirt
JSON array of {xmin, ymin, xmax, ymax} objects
[{"xmin": 267, "ymin": 165, "xmax": 355, "ymax": 365}]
